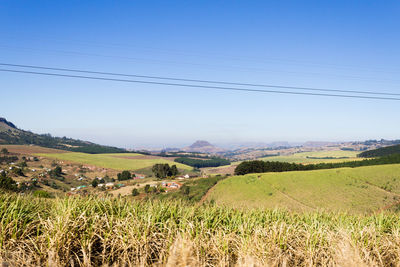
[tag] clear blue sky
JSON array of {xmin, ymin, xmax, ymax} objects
[{"xmin": 1, "ymin": 1, "xmax": 399, "ymax": 149}]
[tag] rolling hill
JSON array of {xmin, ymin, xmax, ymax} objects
[
  {"xmin": 0, "ymin": 117, "xmax": 126, "ymax": 153},
  {"xmin": 206, "ymin": 164, "xmax": 400, "ymax": 213}
]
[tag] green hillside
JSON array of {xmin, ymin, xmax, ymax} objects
[
  {"xmin": 36, "ymin": 152, "xmax": 192, "ymax": 171},
  {"xmin": 0, "ymin": 117, "xmax": 126, "ymax": 154},
  {"xmin": 359, "ymin": 144, "xmax": 400, "ymax": 158},
  {"xmin": 207, "ymin": 164, "xmax": 400, "ymax": 213}
]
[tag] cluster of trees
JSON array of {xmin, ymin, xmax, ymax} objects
[
  {"xmin": 0, "ymin": 148, "xmax": 18, "ymax": 164},
  {"xmin": 174, "ymin": 157, "xmax": 230, "ymax": 168},
  {"xmin": 0, "ymin": 171, "xmax": 17, "ymax": 191},
  {"xmin": 0, "ymin": 155, "xmax": 18, "ymax": 164},
  {"xmin": 152, "ymin": 164, "xmax": 178, "ymax": 179},
  {"xmin": 358, "ymin": 144, "xmax": 400, "ymax": 158},
  {"xmin": 234, "ymin": 154, "xmax": 400, "ymax": 175},
  {"xmin": 143, "ymin": 184, "xmax": 165, "ymax": 194},
  {"xmin": 117, "ymin": 170, "xmax": 135, "ymax": 181}
]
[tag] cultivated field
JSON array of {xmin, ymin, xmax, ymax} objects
[
  {"xmin": 1, "ymin": 144, "xmax": 68, "ymax": 154},
  {"xmin": 35, "ymin": 152, "xmax": 192, "ymax": 171},
  {"xmin": 2, "ymin": 194, "xmax": 400, "ymax": 266},
  {"xmin": 207, "ymin": 164, "xmax": 400, "ymax": 213},
  {"xmin": 259, "ymin": 150, "xmax": 362, "ymax": 164}
]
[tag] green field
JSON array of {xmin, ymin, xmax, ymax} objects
[
  {"xmin": 36, "ymin": 152, "xmax": 192, "ymax": 171},
  {"xmin": 259, "ymin": 150, "xmax": 362, "ymax": 164},
  {"xmin": 207, "ymin": 164, "xmax": 400, "ymax": 213}
]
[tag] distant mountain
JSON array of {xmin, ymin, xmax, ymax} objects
[
  {"xmin": 303, "ymin": 141, "xmax": 339, "ymax": 148},
  {"xmin": 182, "ymin": 140, "xmax": 225, "ymax": 153},
  {"xmin": 0, "ymin": 117, "xmax": 126, "ymax": 154}
]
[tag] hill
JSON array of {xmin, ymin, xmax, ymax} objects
[
  {"xmin": 206, "ymin": 164, "xmax": 400, "ymax": 213},
  {"xmin": 359, "ymin": 144, "xmax": 400, "ymax": 158},
  {"xmin": 182, "ymin": 140, "xmax": 225, "ymax": 153},
  {"xmin": 0, "ymin": 117, "xmax": 126, "ymax": 153}
]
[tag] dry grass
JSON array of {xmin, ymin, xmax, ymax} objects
[{"xmin": 1, "ymin": 193, "xmax": 400, "ymax": 266}]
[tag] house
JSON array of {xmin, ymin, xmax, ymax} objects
[
  {"xmin": 105, "ymin": 183, "xmax": 114, "ymax": 189},
  {"xmin": 161, "ymin": 182, "xmax": 182, "ymax": 189},
  {"xmin": 133, "ymin": 174, "xmax": 146, "ymax": 179}
]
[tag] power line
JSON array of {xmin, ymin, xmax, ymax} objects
[
  {"xmin": 1, "ymin": 68, "xmax": 400, "ymax": 101},
  {"xmin": 1, "ymin": 62, "xmax": 400, "ymax": 97},
  {"xmin": 2, "ymin": 46, "xmax": 400, "ymax": 84}
]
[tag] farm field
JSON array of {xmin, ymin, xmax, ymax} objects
[
  {"xmin": 36, "ymin": 152, "xmax": 192, "ymax": 171},
  {"xmin": 0, "ymin": 144, "xmax": 68, "ymax": 154},
  {"xmin": 259, "ymin": 149, "xmax": 362, "ymax": 164},
  {"xmin": 201, "ymin": 161, "xmax": 241, "ymax": 175},
  {"xmin": 207, "ymin": 164, "xmax": 400, "ymax": 213}
]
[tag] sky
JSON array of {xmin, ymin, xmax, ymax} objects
[{"xmin": 1, "ymin": 1, "xmax": 400, "ymax": 149}]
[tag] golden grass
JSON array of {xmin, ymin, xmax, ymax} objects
[{"xmin": 1, "ymin": 193, "xmax": 400, "ymax": 266}]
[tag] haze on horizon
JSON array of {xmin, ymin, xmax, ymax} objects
[{"xmin": 1, "ymin": 1, "xmax": 400, "ymax": 149}]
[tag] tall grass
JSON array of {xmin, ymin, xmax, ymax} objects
[{"xmin": 1, "ymin": 193, "xmax": 400, "ymax": 266}]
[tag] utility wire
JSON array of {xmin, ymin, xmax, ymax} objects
[
  {"xmin": 1, "ymin": 68, "xmax": 400, "ymax": 101},
  {"xmin": 1, "ymin": 62, "xmax": 400, "ymax": 97}
]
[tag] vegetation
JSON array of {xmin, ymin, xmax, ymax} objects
[
  {"xmin": 235, "ymin": 154, "xmax": 400, "ymax": 175},
  {"xmin": 36, "ymin": 152, "xmax": 192, "ymax": 171},
  {"xmin": 0, "ymin": 155, "xmax": 18, "ymax": 164},
  {"xmin": 32, "ymin": 190, "xmax": 53, "ymax": 198},
  {"xmin": 117, "ymin": 170, "xmax": 134, "ymax": 181},
  {"xmin": 258, "ymin": 150, "xmax": 362, "ymax": 164},
  {"xmin": 0, "ymin": 128, "xmax": 126, "ymax": 154},
  {"xmin": 210, "ymin": 163, "xmax": 400, "ymax": 213},
  {"xmin": 1, "ymin": 194, "xmax": 400, "ymax": 266},
  {"xmin": 174, "ymin": 157, "xmax": 230, "ymax": 168},
  {"xmin": 152, "ymin": 164, "xmax": 179, "ymax": 179},
  {"xmin": 49, "ymin": 166, "xmax": 63, "ymax": 178},
  {"xmin": 358, "ymin": 144, "xmax": 400, "ymax": 158},
  {"xmin": 131, "ymin": 188, "xmax": 139, "ymax": 196},
  {"xmin": 0, "ymin": 171, "xmax": 17, "ymax": 191},
  {"xmin": 155, "ymin": 176, "xmax": 226, "ymax": 202}
]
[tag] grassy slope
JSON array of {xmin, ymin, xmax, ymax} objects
[
  {"xmin": 207, "ymin": 164, "xmax": 400, "ymax": 213},
  {"xmin": 36, "ymin": 152, "xmax": 192, "ymax": 171},
  {"xmin": 259, "ymin": 150, "xmax": 362, "ymax": 164}
]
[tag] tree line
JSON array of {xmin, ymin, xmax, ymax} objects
[
  {"xmin": 234, "ymin": 154, "xmax": 400, "ymax": 175},
  {"xmin": 174, "ymin": 157, "xmax": 230, "ymax": 168},
  {"xmin": 358, "ymin": 144, "xmax": 400, "ymax": 158}
]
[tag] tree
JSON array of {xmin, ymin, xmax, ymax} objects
[
  {"xmin": 91, "ymin": 178, "xmax": 99, "ymax": 187},
  {"xmin": 0, "ymin": 171, "xmax": 17, "ymax": 191},
  {"xmin": 18, "ymin": 161, "xmax": 28, "ymax": 168},
  {"xmin": 132, "ymin": 188, "xmax": 139, "ymax": 196},
  {"xmin": 117, "ymin": 170, "xmax": 132, "ymax": 181},
  {"xmin": 50, "ymin": 166, "xmax": 63, "ymax": 177},
  {"xmin": 144, "ymin": 184, "xmax": 151, "ymax": 193},
  {"xmin": 1, "ymin": 148, "xmax": 9, "ymax": 155},
  {"xmin": 152, "ymin": 164, "xmax": 178, "ymax": 179},
  {"xmin": 169, "ymin": 165, "xmax": 179, "ymax": 177}
]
